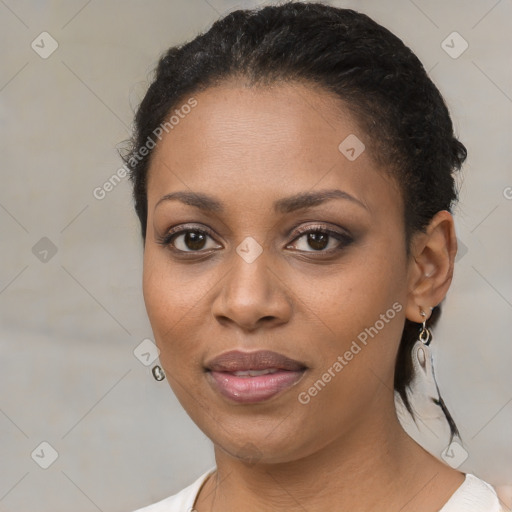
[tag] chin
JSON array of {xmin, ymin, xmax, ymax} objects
[{"xmin": 205, "ymin": 420, "xmax": 319, "ymax": 466}]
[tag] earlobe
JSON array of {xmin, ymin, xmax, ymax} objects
[{"xmin": 405, "ymin": 210, "xmax": 457, "ymax": 323}]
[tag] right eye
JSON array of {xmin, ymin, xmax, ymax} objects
[{"xmin": 156, "ymin": 227, "xmax": 222, "ymax": 253}]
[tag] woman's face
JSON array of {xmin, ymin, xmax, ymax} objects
[{"xmin": 143, "ymin": 80, "xmax": 415, "ymax": 463}]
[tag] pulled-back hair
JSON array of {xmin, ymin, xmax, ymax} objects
[{"xmin": 122, "ymin": 1, "xmax": 466, "ymax": 437}]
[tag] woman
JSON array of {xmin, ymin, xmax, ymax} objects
[{"xmin": 124, "ymin": 2, "xmax": 504, "ymax": 511}]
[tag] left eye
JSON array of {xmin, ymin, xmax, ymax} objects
[{"xmin": 286, "ymin": 228, "xmax": 350, "ymax": 252}]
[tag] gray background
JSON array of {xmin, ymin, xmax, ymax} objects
[{"xmin": 1, "ymin": 0, "xmax": 511, "ymax": 511}]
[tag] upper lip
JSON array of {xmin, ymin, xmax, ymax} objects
[{"xmin": 205, "ymin": 350, "xmax": 307, "ymax": 372}]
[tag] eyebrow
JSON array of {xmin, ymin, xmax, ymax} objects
[{"xmin": 154, "ymin": 188, "xmax": 368, "ymax": 213}]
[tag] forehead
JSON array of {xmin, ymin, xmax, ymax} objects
[
  {"xmin": 152, "ymin": 82, "xmax": 344, "ymax": 164},
  {"xmin": 145, "ymin": 80, "xmax": 401, "ymax": 217}
]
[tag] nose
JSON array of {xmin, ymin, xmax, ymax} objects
[{"xmin": 211, "ymin": 247, "xmax": 293, "ymax": 332}]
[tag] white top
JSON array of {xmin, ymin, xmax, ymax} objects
[{"xmin": 132, "ymin": 469, "xmax": 505, "ymax": 511}]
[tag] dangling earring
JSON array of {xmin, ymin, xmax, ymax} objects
[
  {"xmin": 411, "ymin": 308, "xmax": 460, "ymax": 441},
  {"xmin": 410, "ymin": 309, "xmax": 435, "ymax": 392},
  {"xmin": 417, "ymin": 308, "xmax": 431, "ymax": 349},
  {"xmin": 394, "ymin": 306, "xmax": 461, "ymax": 455},
  {"xmin": 152, "ymin": 365, "xmax": 166, "ymax": 381},
  {"xmin": 394, "ymin": 308, "xmax": 448, "ymax": 450}
]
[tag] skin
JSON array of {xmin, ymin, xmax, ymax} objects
[{"xmin": 142, "ymin": 79, "xmax": 464, "ymax": 511}]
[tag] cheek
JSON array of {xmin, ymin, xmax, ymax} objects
[
  {"xmin": 303, "ymin": 249, "xmax": 407, "ymax": 339},
  {"xmin": 142, "ymin": 252, "xmax": 189, "ymax": 348},
  {"xmin": 142, "ymin": 249, "xmax": 216, "ymax": 366},
  {"xmin": 143, "ymin": 252, "xmax": 173, "ymax": 331},
  {"xmin": 292, "ymin": 264, "xmax": 406, "ymax": 436},
  {"xmin": 296, "ymin": 236, "xmax": 409, "ymax": 386},
  {"xmin": 143, "ymin": 249, "xmax": 203, "ymax": 318},
  {"xmin": 343, "ymin": 241, "xmax": 408, "ymax": 355}
]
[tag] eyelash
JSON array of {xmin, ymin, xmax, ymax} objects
[{"xmin": 155, "ymin": 223, "xmax": 353, "ymax": 256}]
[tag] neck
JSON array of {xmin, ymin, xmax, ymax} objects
[{"xmin": 196, "ymin": 398, "xmax": 457, "ymax": 512}]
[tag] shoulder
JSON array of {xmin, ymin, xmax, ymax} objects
[
  {"xmin": 440, "ymin": 473, "xmax": 506, "ymax": 512},
  {"xmin": 131, "ymin": 468, "xmax": 215, "ymax": 512}
]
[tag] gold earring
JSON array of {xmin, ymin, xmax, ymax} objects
[{"xmin": 419, "ymin": 309, "xmax": 431, "ymax": 346}]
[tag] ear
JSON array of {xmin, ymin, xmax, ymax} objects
[{"xmin": 405, "ymin": 210, "xmax": 458, "ymax": 323}]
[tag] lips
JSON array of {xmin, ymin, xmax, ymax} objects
[
  {"xmin": 205, "ymin": 350, "xmax": 307, "ymax": 403},
  {"xmin": 206, "ymin": 350, "xmax": 306, "ymax": 372}
]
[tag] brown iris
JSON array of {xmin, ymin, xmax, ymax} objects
[{"xmin": 307, "ymin": 232, "xmax": 329, "ymax": 251}]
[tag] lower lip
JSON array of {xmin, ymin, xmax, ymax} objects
[{"xmin": 207, "ymin": 370, "xmax": 305, "ymax": 403}]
